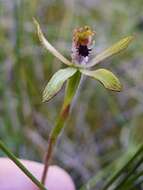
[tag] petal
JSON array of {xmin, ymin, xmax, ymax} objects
[
  {"xmin": 80, "ymin": 68, "xmax": 122, "ymax": 91},
  {"xmin": 43, "ymin": 67, "xmax": 77, "ymax": 102},
  {"xmin": 33, "ymin": 18, "xmax": 72, "ymax": 66},
  {"xmin": 86, "ymin": 36, "xmax": 133, "ymax": 68}
]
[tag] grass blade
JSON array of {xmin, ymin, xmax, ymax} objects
[
  {"xmin": 0, "ymin": 140, "xmax": 48, "ymax": 190},
  {"xmin": 101, "ymin": 144, "xmax": 143, "ymax": 190}
]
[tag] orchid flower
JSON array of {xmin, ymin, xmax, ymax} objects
[
  {"xmin": 33, "ymin": 18, "xmax": 133, "ymax": 185},
  {"xmin": 34, "ymin": 19, "xmax": 133, "ymax": 102}
]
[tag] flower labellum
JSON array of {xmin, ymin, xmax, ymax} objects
[{"xmin": 72, "ymin": 26, "xmax": 95, "ymax": 65}]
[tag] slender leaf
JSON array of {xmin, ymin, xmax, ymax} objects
[
  {"xmin": 121, "ymin": 170, "xmax": 143, "ymax": 190},
  {"xmin": 0, "ymin": 140, "xmax": 48, "ymax": 190},
  {"xmin": 113, "ymin": 155, "xmax": 143, "ymax": 190},
  {"xmin": 86, "ymin": 36, "xmax": 133, "ymax": 68},
  {"xmin": 33, "ymin": 18, "xmax": 72, "ymax": 66},
  {"xmin": 43, "ymin": 67, "xmax": 77, "ymax": 102},
  {"xmin": 102, "ymin": 144, "xmax": 143, "ymax": 190},
  {"xmin": 81, "ymin": 68, "xmax": 122, "ymax": 91}
]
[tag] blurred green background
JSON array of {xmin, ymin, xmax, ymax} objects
[{"xmin": 0, "ymin": 0, "xmax": 143, "ymax": 189}]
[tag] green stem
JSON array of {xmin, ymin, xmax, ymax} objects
[
  {"xmin": 120, "ymin": 170, "xmax": 143, "ymax": 190},
  {"xmin": 130, "ymin": 179, "xmax": 143, "ymax": 190},
  {"xmin": 41, "ymin": 71, "xmax": 81, "ymax": 185},
  {"xmin": 0, "ymin": 140, "xmax": 48, "ymax": 190},
  {"xmin": 102, "ymin": 144, "xmax": 143, "ymax": 190},
  {"xmin": 113, "ymin": 155, "xmax": 143, "ymax": 190}
]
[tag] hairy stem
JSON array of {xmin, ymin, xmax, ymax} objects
[{"xmin": 41, "ymin": 71, "xmax": 81, "ymax": 185}]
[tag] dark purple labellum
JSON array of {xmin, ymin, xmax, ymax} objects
[{"xmin": 77, "ymin": 45, "xmax": 92, "ymax": 57}]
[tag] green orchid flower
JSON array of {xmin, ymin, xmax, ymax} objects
[
  {"xmin": 33, "ymin": 18, "xmax": 133, "ymax": 185},
  {"xmin": 34, "ymin": 18, "xmax": 133, "ymax": 103}
]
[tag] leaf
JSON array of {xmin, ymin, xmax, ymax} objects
[
  {"xmin": 43, "ymin": 67, "xmax": 77, "ymax": 102},
  {"xmin": 80, "ymin": 68, "xmax": 122, "ymax": 91},
  {"xmin": 33, "ymin": 18, "xmax": 72, "ymax": 66},
  {"xmin": 86, "ymin": 36, "xmax": 133, "ymax": 68}
]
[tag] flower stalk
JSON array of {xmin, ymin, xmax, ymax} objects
[{"xmin": 41, "ymin": 71, "xmax": 81, "ymax": 184}]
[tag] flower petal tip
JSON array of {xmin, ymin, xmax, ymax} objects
[
  {"xmin": 86, "ymin": 35, "xmax": 134, "ymax": 68},
  {"xmin": 33, "ymin": 18, "xmax": 72, "ymax": 66},
  {"xmin": 107, "ymin": 83, "xmax": 123, "ymax": 92},
  {"xmin": 80, "ymin": 68, "xmax": 123, "ymax": 92},
  {"xmin": 42, "ymin": 68, "xmax": 77, "ymax": 102}
]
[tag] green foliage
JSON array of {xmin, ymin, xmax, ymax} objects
[
  {"xmin": 0, "ymin": 140, "xmax": 48, "ymax": 190},
  {"xmin": 80, "ymin": 144, "xmax": 143, "ymax": 190}
]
